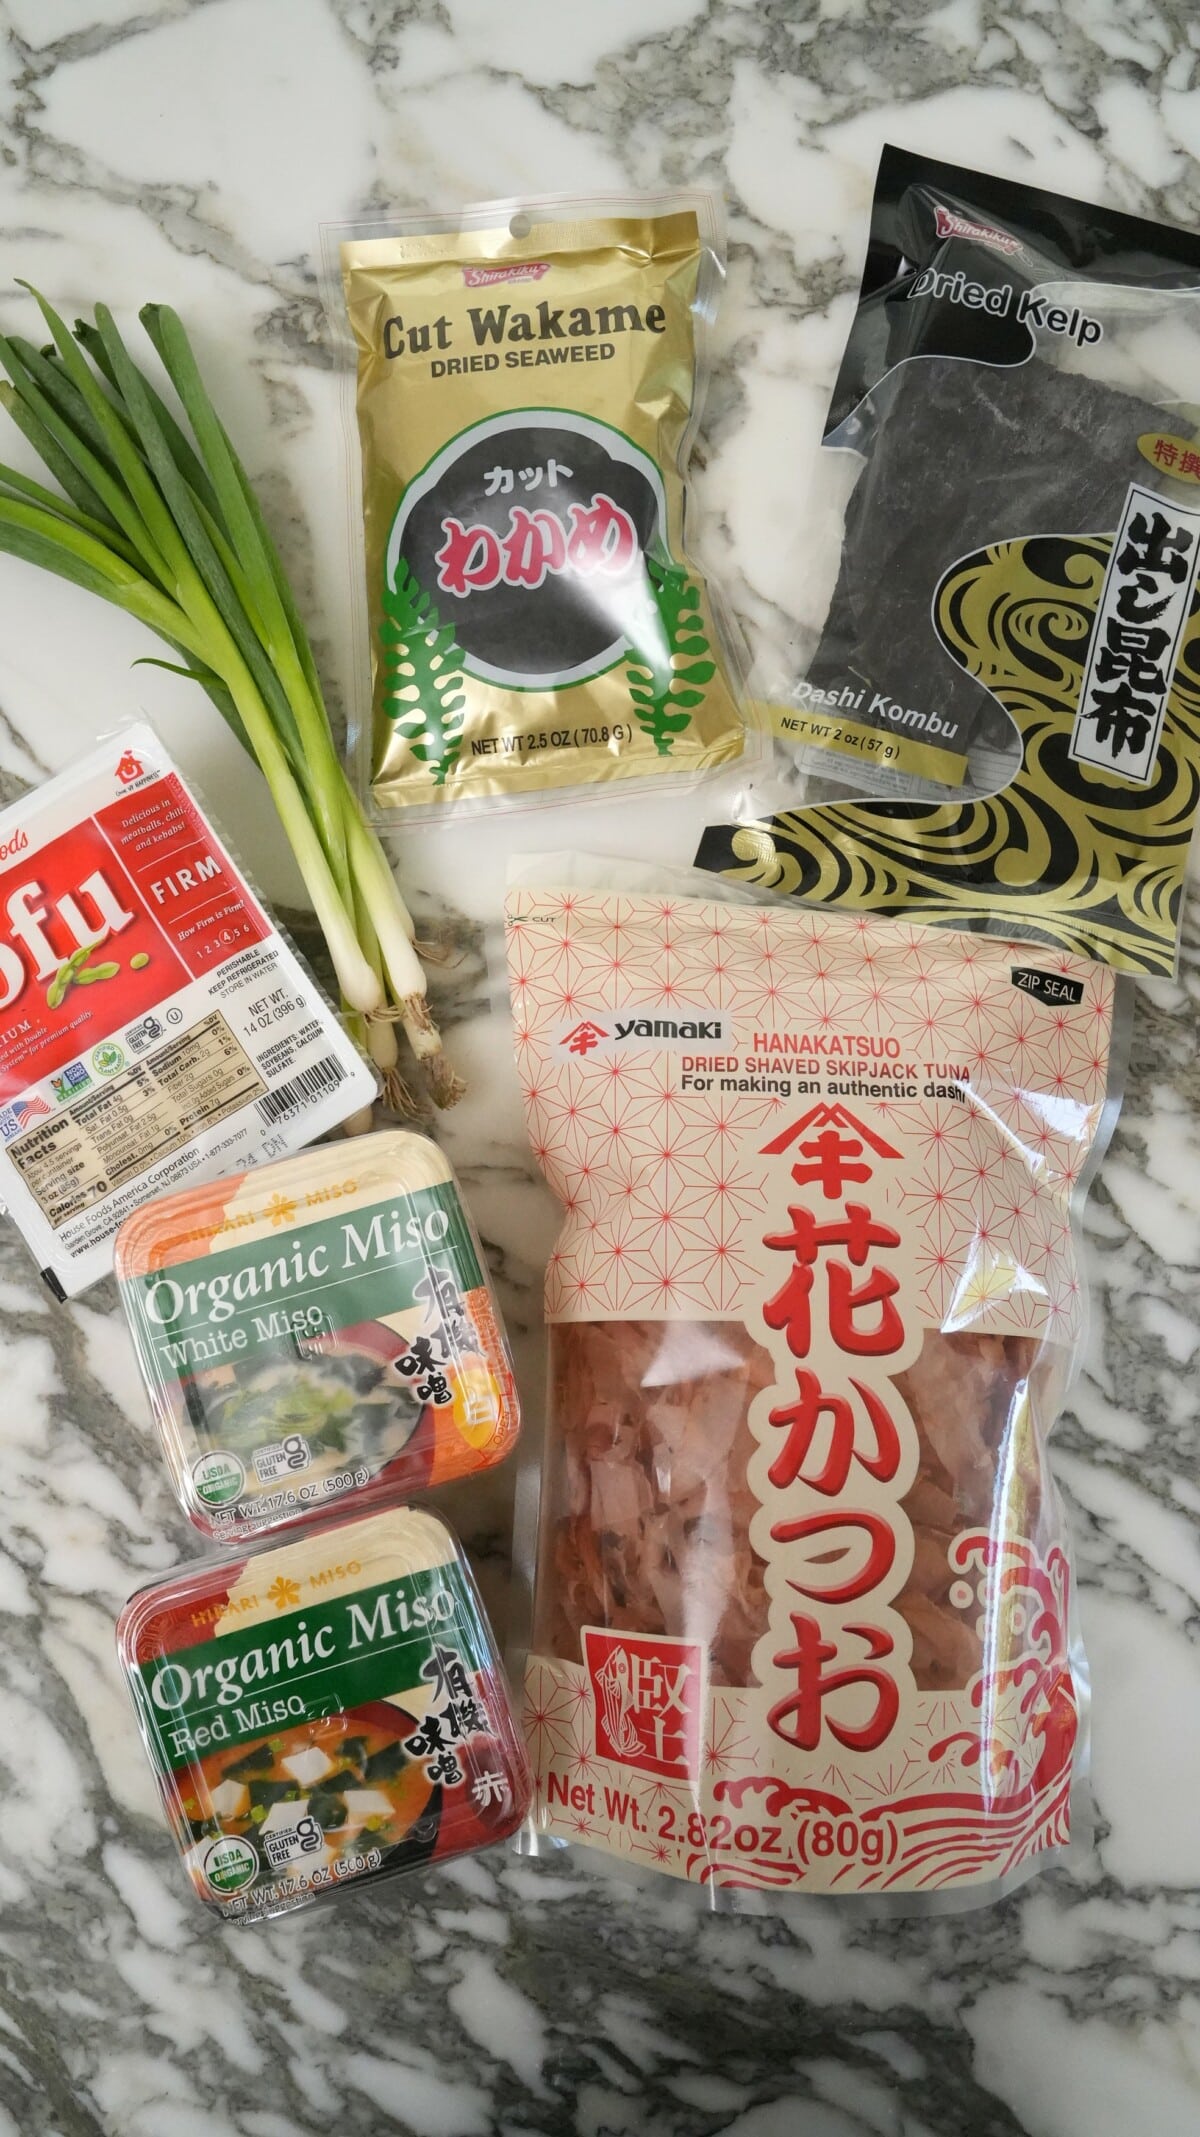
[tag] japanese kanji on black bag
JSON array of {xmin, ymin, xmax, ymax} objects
[{"xmin": 697, "ymin": 147, "xmax": 1200, "ymax": 977}]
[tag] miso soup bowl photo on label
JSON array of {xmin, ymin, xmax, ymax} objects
[
  {"xmin": 116, "ymin": 1505, "xmax": 531, "ymax": 1922},
  {"xmin": 114, "ymin": 1131, "xmax": 520, "ymax": 1540}
]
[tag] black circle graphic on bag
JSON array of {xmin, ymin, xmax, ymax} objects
[{"xmin": 390, "ymin": 415, "xmax": 665, "ymax": 686}]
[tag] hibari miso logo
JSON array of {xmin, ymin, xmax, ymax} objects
[{"xmin": 585, "ymin": 1629, "xmax": 703, "ymax": 1780}]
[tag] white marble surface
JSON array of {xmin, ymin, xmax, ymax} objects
[{"xmin": 0, "ymin": 3, "xmax": 1199, "ymax": 2134}]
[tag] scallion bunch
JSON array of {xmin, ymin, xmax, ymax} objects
[{"xmin": 0, "ymin": 287, "xmax": 462, "ymax": 1112}]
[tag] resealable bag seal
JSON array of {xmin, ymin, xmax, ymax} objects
[
  {"xmin": 322, "ymin": 191, "xmax": 749, "ymax": 817},
  {"xmin": 696, "ymin": 146, "xmax": 1200, "ymax": 976},
  {"xmin": 505, "ymin": 853, "xmax": 1129, "ymax": 1914}
]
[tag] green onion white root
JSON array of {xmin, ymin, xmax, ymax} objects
[{"xmin": 0, "ymin": 288, "xmax": 462, "ymax": 1119}]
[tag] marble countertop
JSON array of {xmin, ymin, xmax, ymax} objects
[{"xmin": 1, "ymin": 3, "xmax": 1199, "ymax": 2134}]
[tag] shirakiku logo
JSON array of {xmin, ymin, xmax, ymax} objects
[
  {"xmin": 556, "ymin": 1008, "xmax": 730, "ymax": 1056},
  {"xmin": 585, "ymin": 1629, "xmax": 703, "ymax": 1780},
  {"xmin": 931, "ymin": 201, "xmax": 1023, "ymax": 256},
  {"xmin": 462, "ymin": 263, "xmax": 551, "ymax": 288}
]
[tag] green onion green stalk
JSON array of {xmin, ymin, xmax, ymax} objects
[{"xmin": 0, "ymin": 287, "xmax": 463, "ymax": 1115}]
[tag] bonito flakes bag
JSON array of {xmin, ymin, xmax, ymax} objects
[
  {"xmin": 506, "ymin": 869, "xmax": 1126, "ymax": 1907},
  {"xmin": 331, "ymin": 194, "xmax": 745, "ymax": 812}
]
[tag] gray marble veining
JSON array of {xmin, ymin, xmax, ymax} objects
[{"xmin": 0, "ymin": 2, "xmax": 1198, "ymax": 2132}]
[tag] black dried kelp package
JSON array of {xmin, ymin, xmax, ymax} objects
[
  {"xmin": 808, "ymin": 353, "xmax": 1181, "ymax": 783},
  {"xmin": 695, "ymin": 148, "xmax": 1200, "ymax": 976},
  {"xmin": 765, "ymin": 145, "xmax": 1200, "ymax": 801}
]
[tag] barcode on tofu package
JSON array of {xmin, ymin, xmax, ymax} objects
[
  {"xmin": 0, "ymin": 726, "xmax": 374, "ymax": 1296},
  {"xmin": 506, "ymin": 875, "xmax": 1126, "ymax": 1906}
]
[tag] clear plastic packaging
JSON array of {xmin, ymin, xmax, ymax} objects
[
  {"xmin": 117, "ymin": 1504, "xmax": 531, "ymax": 1923},
  {"xmin": 116, "ymin": 1130, "xmax": 519, "ymax": 1540},
  {"xmin": 505, "ymin": 857, "xmax": 1128, "ymax": 1910},
  {"xmin": 0, "ymin": 723, "xmax": 376, "ymax": 1296},
  {"xmin": 321, "ymin": 190, "xmax": 749, "ymax": 816}
]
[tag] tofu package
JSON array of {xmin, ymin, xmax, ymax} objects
[{"xmin": 0, "ymin": 724, "xmax": 375, "ymax": 1296}]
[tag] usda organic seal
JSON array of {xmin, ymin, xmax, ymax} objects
[
  {"xmin": 191, "ymin": 1449, "xmax": 245, "ymax": 1509},
  {"xmin": 201, "ymin": 1835, "xmax": 258, "ymax": 1897}
]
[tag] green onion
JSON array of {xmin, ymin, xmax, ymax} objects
[{"xmin": 0, "ymin": 289, "xmax": 462, "ymax": 1111}]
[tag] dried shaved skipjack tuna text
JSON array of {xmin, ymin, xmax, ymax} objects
[{"xmin": 507, "ymin": 883, "xmax": 1123, "ymax": 1903}]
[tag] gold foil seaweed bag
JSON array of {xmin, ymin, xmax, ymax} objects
[{"xmin": 338, "ymin": 198, "xmax": 745, "ymax": 810}]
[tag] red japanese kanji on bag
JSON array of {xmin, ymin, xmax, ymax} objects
[{"xmin": 506, "ymin": 881, "xmax": 1125, "ymax": 1905}]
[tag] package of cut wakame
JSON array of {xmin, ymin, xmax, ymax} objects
[
  {"xmin": 117, "ymin": 1505, "xmax": 530, "ymax": 1922},
  {"xmin": 327, "ymin": 192, "xmax": 746, "ymax": 813},
  {"xmin": 697, "ymin": 148, "xmax": 1200, "ymax": 976}
]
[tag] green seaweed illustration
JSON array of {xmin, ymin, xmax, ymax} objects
[
  {"xmin": 624, "ymin": 552, "xmax": 715, "ymax": 755},
  {"xmin": 380, "ymin": 561, "xmax": 468, "ymax": 786}
]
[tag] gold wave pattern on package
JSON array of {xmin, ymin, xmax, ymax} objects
[
  {"xmin": 340, "ymin": 204, "xmax": 745, "ymax": 809},
  {"xmin": 696, "ymin": 530, "xmax": 1200, "ymax": 975}
]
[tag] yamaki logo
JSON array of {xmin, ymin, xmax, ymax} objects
[
  {"xmin": 558, "ymin": 1008, "xmax": 730, "ymax": 1055},
  {"xmin": 562, "ymin": 1019, "xmax": 609, "ymax": 1056}
]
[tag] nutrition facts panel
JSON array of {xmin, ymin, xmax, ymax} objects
[{"xmin": 9, "ymin": 1014, "xmax": 267, "ymax": 1227}]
